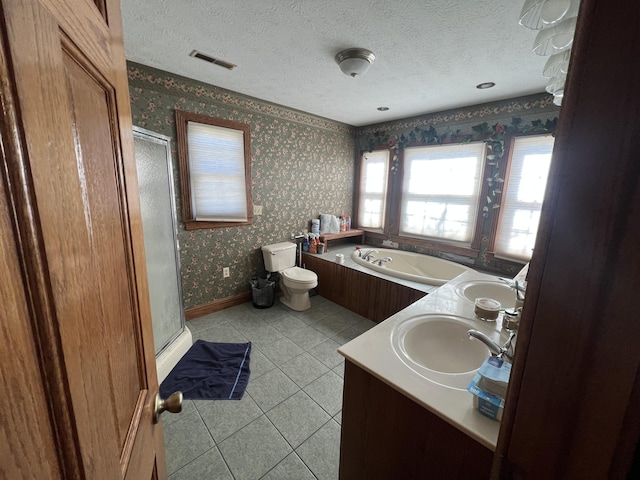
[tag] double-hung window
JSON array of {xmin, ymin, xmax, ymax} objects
[
  {"xmin": 357, "ymin": 149, "xmax": 390, "ymax": 231},
  {"xmin": 399, "ymin": 143, "xmax": 485, "ymax": 244},
  {"xmin": 175, "ymin": 110, "xmax": 252, "ymax": 230},
  {"xmin": 494, "ymin": 134, "xmax": 554, "ymax": 260}
]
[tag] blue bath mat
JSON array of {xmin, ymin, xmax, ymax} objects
[{"xmin": 160, "ymin": 340, "xmax": 251, "ymax": 400}]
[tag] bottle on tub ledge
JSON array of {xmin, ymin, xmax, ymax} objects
[
  {"xmin": 344, "ymin": 215, "xmax": 351, "ymax": 231},
  {"xmin": 311, "ymin": 218, "xmax": 320, "ymax": 235}
]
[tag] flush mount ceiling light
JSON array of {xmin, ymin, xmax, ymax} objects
[
  {"xmin": 476, "ymin": 82, "xmax": 496, "ymax": 89},
  {"xmin": 335, "ymin": 48, "xmax": 376, "ymax": 78}
]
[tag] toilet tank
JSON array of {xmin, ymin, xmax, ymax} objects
[{"xmin": 261, "ymin": 242, "xmax": 297, "ymax": 272}]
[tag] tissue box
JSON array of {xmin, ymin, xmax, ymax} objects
[
  {"xmin": 477, "ymin": 356, "xmax": 511, "ymax": 398},
  {"xmin": 467, "ymin": 374, "xmax": 505, "ymax": 421}
]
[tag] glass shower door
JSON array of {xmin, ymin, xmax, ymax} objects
[{"xmin": 133, "ymin": 127, "xmax": 185, "ymax": 354}]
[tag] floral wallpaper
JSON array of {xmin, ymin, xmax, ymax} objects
[
  {"xmin": 128, "ymin": 61, "xmax": 560, "ymax": 310},
  {"xmin": 127, "ymin": 63, "xmax": 356, "ymax": 308},
  {"xmin": 357, "ymin": 93, "xmax": 560, "ymax": 275}
]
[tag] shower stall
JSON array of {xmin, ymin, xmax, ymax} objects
[{"xmin": 133, "ymin": 127, "xmax": 192, "ymax": 383}]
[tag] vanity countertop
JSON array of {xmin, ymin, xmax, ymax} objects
[{"xmin": 338, "ymin": 269, "xmax": 510, "ymax": 450}]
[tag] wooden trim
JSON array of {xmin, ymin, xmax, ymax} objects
[
  {"xmin": 184, "ymin": 218, "xmax": 253, "ymax": 230},
  {"xmin": 185, "ymin": 291, "xmax": 253, "ymax": 320},
  {"xmin": 174, "ymin": 109, "xmax": 253, "ymax": 229},
  {"xmin": 319, "ymin": 229, "xmax": 365, "ymax": 252}
]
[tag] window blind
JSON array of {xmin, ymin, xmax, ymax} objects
[
  {"xmin": 187, "ymin": 121, "xmax": 248, "ymax": 222},
  {"xmin": 358, "ymin": 150, "xmax": 389, "ymax": 230},
  {"xmin": 495, "ymin": 134, "xmax": 554, "ymax": 260},
  {"xmin": 400, "ymin": 143, "xmax": 485, "ymax": 243}
]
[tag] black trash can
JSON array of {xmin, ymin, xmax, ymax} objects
[{"xmin": 249, "ymin": 276, "xmax": 275, "ymax": 309}]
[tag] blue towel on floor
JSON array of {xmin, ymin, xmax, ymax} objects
[{"xmin": 160, "ymin": 340, "xmax": 251, "ymax": 400}]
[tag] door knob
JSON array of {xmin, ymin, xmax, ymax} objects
[{"xmin": 153, "ymin": 391, "xmax": 183, "ymax": 424}]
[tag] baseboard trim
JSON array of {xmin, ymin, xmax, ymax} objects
[{"xmin": 185, "ymin": 291, "xmax": 252, "ymax": 320}]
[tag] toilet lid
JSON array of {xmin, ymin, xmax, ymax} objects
[{"xmin": 282, "ymin": 266, "xmax": 317, "ymax": 283}]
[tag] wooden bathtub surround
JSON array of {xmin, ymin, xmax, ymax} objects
[
  {"xmin": 340, "ymin": 361, "xmax": 493, "ymax": 480},
  {"xmin": 302, "ymin": 252, "xmax": 426, "ymax": 323}
]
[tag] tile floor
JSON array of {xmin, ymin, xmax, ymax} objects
[{"xmin": 163, "ymin": 294, "xmax": 377, "ymax": 480}]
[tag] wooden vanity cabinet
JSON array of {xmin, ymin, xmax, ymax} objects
[{"xmin": 339, "ymin": 360, "xmax": 492, "ymax": 480}]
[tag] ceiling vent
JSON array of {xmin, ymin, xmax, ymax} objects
[{"xmin": 189, "ymin": 50, "xmax": 237, "ymax": 70}]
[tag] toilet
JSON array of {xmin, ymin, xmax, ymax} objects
[{"xmin": 261, "ymin": 242, "xmax": 318, "ymax": 311}]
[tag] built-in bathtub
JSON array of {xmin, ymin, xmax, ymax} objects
[{"xmin": 351, "ymin": 248, "xmax": 473, "ymax": 286}]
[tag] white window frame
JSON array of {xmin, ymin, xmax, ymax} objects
[
  {"xmin": 399, "ymin": 142, "xmax": 486, "ymax": 244},
  {"xmin": 494, "ymin": 134, "xmax": 555, "ymax": 261},
  {"xmin": 357, "ymin": 149, "xmax": 390, "ymax": 231}
]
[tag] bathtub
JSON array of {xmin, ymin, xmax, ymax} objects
[{"xmin": 351, "ymin": 248, "xmax": 473, "ymax": 286}]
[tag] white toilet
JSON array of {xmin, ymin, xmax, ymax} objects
[{"xmin": 261, "ymin": 242, "xmax": 318, "ymax": 311}]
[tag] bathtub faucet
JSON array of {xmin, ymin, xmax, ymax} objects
[
  {"xmin": 372, "ymin": 257, "xmax": 392, "ymax": 266},
  {"xmin": 361, "ymin": 249, "xmax": 378, "ymax": 261}
]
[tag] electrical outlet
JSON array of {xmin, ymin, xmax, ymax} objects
[
  {"xmin": 254, "ymin": 205, "xmax": 263, "ymax": 216},
  {"xmin": 223, "ymin": 267, "xmax": 230, "ymax": 278}
]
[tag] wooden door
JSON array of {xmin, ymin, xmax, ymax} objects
[{"xmin": 0, "ymin": 0, "xmax": 166, "ymax": 478}]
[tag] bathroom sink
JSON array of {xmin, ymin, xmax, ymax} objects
[
  {"xmin": 455, "ymin": 280, "xmax": 517, "ymax": 309},
  {"xmin": 391, "ymin": 314, "xmax": 490, "ymax": 389}
]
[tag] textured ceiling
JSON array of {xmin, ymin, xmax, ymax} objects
[{"xmin": 121, "ymin": 0, "xmax": 549, "ymax": 127}]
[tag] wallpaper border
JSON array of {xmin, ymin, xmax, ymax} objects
[{"xmin": 127, "ymin": 62, "xmax": 355, "ymax": 135}]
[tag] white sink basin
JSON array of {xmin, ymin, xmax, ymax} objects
[
  {"xmin": 455, "ymin": 280, "xmax": 517, "ymax": 309},
  {"xmin": 391, "ymin": 314, "xmax": 490, "ymax": 389}
]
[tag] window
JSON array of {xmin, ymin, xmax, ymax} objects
[
  {"xmin": 494, "ymin": 134, "xmax": 554, "ymax": 260},
  {"xmin": 399, "ymin": 143, "xmax": 485, "ymax": 243},
  {"xmin": 175, "ymin": 110, "xmax": 252, "ymax": 230},
  {"xmin": 357, "ymin": 150, "xmax": 390, "ymax": 230}
]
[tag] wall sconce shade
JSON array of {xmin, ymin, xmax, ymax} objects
[{"xmin": 335, "ymin": 48, "xmax": 375, "ymax": 78}]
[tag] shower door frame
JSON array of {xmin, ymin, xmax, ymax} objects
[{"xmin": 133, "ymin": 126, "xmax": 186, "ymax": 356}]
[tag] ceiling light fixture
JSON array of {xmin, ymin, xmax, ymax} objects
[
  {"xmin": 519, "ymin": 0, "xmax": 580, "ymax": 105},
  {"xmin": 335, "ymin": 48, "xmax": 376, "ymax": 78},
  {"xmin": 476, "ymin": 82, "xmax": 496, "ymax": 89}
]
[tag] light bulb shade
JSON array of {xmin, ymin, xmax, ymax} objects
[
  {"xmin": 532, "ymin": 16, "xmax": 577, "ymax": 56},
  {"xmin": 543, "ymin": 50, "xmax": 571, "ymax": 77},
  {"xmin": 519, "ymin": 0, "xmax": 546, "ymax": 29},
  {"xmin": 520, "ymin": 0, "xmax": 580, "ymax": 30},
  {"xmin": 553, "ymin": 93, "xmax": 564, "ymax": 106},
  {"xmin": 545, "ymin": 73, "xmax": 567, "ymax": 94},
  {"xmin": 335, "ymin": 48, "xmax": 375, "ymax": 78}
]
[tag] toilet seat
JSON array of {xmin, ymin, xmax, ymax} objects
[{"xmin": 282, "ymin": 266, "xmax": 317, "ymax": 285}]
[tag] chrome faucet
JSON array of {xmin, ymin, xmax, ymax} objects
[
  {"xmin": 361, "ymin": 249, "xmax": 378, "ymax": 261},
  {"xmin": 372, "ymin": 257, "xmax": 392, "ymax": 266},
  {"xmin": 468, "ymin": 330, "xmax": 516, "ymax": 362}
]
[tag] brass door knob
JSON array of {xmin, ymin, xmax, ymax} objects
[{"xmin": 153, "ymin": 391, "xmax": 183, "ymax": 424}]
